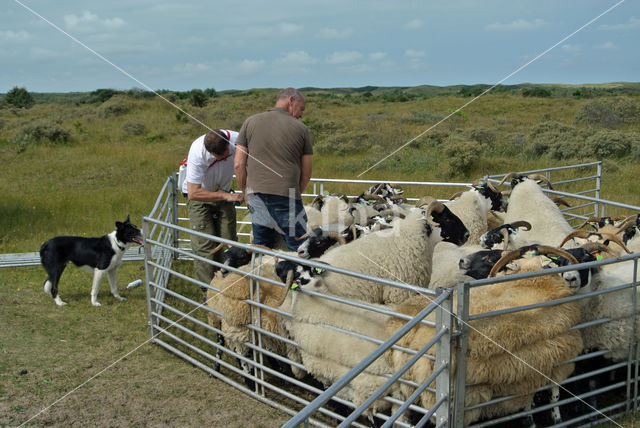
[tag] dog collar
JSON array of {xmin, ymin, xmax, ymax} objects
[{"xmin": 116, "ymin": 241, "xmax": 126, "ymax": 251}]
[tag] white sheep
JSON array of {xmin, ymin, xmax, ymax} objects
[
  {"xmin": 304, "ymin": 202, "xmax": 469, "ymax": 305},
  {"xmin": 502, "ymin": 178, "xmax": 574, "ymax": 247},
  {"xmin": 443, "ymin": 188, "xmax": 493, "ymax": 247}
]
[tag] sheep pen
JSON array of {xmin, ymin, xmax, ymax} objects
[{"xmin": 141, "ymin": 161, "xmax": 640, "ymax": 428}]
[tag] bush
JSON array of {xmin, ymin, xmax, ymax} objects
[
  {"xmin": 88, "ymin": 88, "xmax": 122, "ymax": 103},
  {"xmin": 526, "ymin": 121, "xmax": 586, "ymax": 159},
  {"xmin": 575, "ymin": 98, "xmax": 640, "ymax": 128},
  {"xmin": 98, "ymin": 95, "xmax": 131, "ymax": 117},
  {"xmin": 586, "ymin": 130, "xmax": 638, "ymax": 159},
  {"xmin": 190, "ymin": 89, "xmax": 207, "ymax": 107},
  {"xmin": 11, "ymin": 120, "xmax": 71, "ymax": 151},
  {"xmin": 5, "ymin": 86, "xmax": 35, "ymax": 109},
  {"xmin": 443, "ymin": 133, "xmax": 480, "ymax": 176},
  {"xmin": 522, "ymin": 87, "xmax": 552, "ymax": 98},
  {"xmin": 122, "ymin": 121, "xmax": 147, "ymax": 136},
  {"xmin": 467, "ymin": 128, "xmax": 496, "ymax": 146}
]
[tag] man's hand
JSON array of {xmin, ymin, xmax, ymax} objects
[{"xmin": 226, "ymin": 192, "xmax": 244, "ymax": 204}]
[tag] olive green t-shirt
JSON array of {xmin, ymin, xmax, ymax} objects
[{"xmin": 236, "ymin": 107, "xmax": 313, "ymax": 199}]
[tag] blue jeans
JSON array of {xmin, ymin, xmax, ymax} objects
[{"xmin": 247, "ymin": 193, "xmax": 307, "ymax": 251}]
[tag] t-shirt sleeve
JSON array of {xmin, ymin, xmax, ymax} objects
[
  {"xmin": 185, "ymin": 145, "xmax": 206, "ymax": 185},
  {"xmin": 236, "ymin": 121, "xmax": 249, "ymax": 148},
  {"xmin": 302, "ymin": 126, "xmax": 313, "ymax": 155}
]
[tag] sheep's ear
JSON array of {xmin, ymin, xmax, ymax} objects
[{"xmin": 505, "ymin": 262, "xmax": 520, "ymax": 272}]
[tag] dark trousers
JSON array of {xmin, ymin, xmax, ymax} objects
[
  {"xmin": 187, "ymin": 199, "xmax": 237, "ymax": 286},
  {"xmin": 247, "ymin": 193, "xmax": 307, "ymax": 251}
]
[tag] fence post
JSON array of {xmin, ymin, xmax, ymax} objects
[
  {"xmin": 596, "ymin": 161, "xmax": 603, "ymax": 216},
  {"xmin": 170, "ymin": 173, "xmax": 180, "ymax": 259},
  {"xmin": 142, "ymin": 218, "xmax": 156, "ymax": 342},
  {"xmin": 453, "ymin": 281, "xmax": 470, "ymax": 426},
  {"xmin": 435, "ymin": 287, "xmax": 453, "ymax": 427}
]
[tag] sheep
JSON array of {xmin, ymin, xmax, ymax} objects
[
  {"xmin": 205, "ymin": 250, "xmax": 306, "ymax": 383},
  {"xmin": 502, "ymin": 176, "xmax": 574, "ymax": 248},
  {"xmin": 480, "ymin": 221, "xmax": 532, "ymax": 250},
  {"xmin": 616, "ymin": 213, "xmax": 640, "ymax": 252},
  {"xmin": 558, "ymin": 229, "xmax": 631, "ymax": 259},
  {"xmin": 304, "ymin": 201, "xmax": 469, "ymax": 305},
  {"xmin": 443, "ymin": 188, "xmax": 493, "ymax": 246},
  {"xmin": 283, "ymin": 245, "xmax": 583, "ymax": 425},
  {"xmin": 576, "ymin": 215, "xmax": 627, "ymax": 234},
  {"xmin": 295, "ymin": 224, "xmax": 357, "ymax": 259},
  {"xmin": 305, "ymin": 193, "xmax": 354, "ymax": 231}
]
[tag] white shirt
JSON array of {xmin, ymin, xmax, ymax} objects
[{"xmin": 182, "ymin": 130, "xmax": 238, "ymax": 195}]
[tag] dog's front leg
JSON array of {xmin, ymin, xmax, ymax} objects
[
  {"xmin": 107, "ymin": 268, "xmax": 125, "ymax": 302},
  {"xmin": 91, "ymin": 269, "xmax": 107, "ymax": 306}
]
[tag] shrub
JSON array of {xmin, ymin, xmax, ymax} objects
[
  {"xmin": 190, "ymin": 89, "xmax": 207, "ymax": 107},
  {"xmin": 586, "ymin": 130, "xmax": 637, "ymax": 159},
  {"xmin": 5, "ymin": 86, "xmax": 35, "ymax": 109},
  {"xmin": 526, "ymin": 121, "xmax": 585, "ymax": 159},
  {"xmin": 98, "ymin": 95, "xmax": 131, "ymax": 117},
  {"xmin": 575, "ymin": 98, "xmax": 640, "ymax": 128},
  {"xmin": 467, "ymin": 128, "xmax": 496, "ymax": 146},
  {"xmin": 88, "ymin": 88, "xmax": 121, "ymax": 103},
  {"xmin": 400, "ymin": 110, "xmax": 446, "ymax": 125},
  {"xmin": 443, "ymin": 133, "xmax": 480, "ymax": 176},
  {"xmin": 122, "ymin": 121, "xmax": 147, "ymax": 136},
  {"xmin": 11, "ymin": 120, "xmax": 71, "ymax": 151},
  {"xmin": 522, "ymin": 87, "xmax": 552, "ymax": 98}
]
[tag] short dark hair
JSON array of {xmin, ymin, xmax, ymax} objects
[{"xmin": 204, "ymin": 130, "xmax": 229, "ymax": 155}]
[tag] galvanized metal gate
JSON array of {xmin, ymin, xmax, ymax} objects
[{"xmin": 142, "ymin": 161, "xmax": 640, "ymax": 427}]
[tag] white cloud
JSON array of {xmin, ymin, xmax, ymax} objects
[
  {"xmin": 561, "ymin": 44, "xmax": 581, "ymax": 53},
  {"xmin": 326, "ymin": 50, "xmax": 363, "ymax": 64},
  {"xmin": 173, "ymin": 62, "xmax": 211, "ymax": 73},
  {"xmin": 0, "ymin": 30, "xmax": 31, "ymax": 43},
  {"xmin": 405, "ymin": 19, "xmax": 423, "ymax": 29},
  {"xmin": 485, "ymin": 18, "xmax": 546, "ymax": 31},
  {"xmin": 368, "ymin": 51, "xmax": 387, "ymax": 61},
  {"xmin": 599, "ymin": 16, "xmax": 640, "ymax": 30},
  {"xmin": 594, "ymin": 42, "xmax": 619, "ymax": 51},
  {"xmin": 64, "ymin": 10, "xmax": 126, "ymax": 32},
  {"xmin": 405, "ymin": 49, "xmax": 425, "ymax": 58},
  {"xmin": 275, "ymin": 50, "xmax": 317, "ymax": 66},
  {"xmin": 316, "ymin": 27, "xmax": 353, "ymax": 39},
  {"xmin": 234, "ymin": 59, "xmax": 265, "ymax": 75},
  {"xmin": 279, "ymin": 22, "xmax": 303, "ymax": 35}
]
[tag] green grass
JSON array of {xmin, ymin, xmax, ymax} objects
[{"xmin": 1, "ymin": 85, "xmax": 640, "ymax": 425}]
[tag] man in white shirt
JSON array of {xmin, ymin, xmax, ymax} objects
[{"xmin": 183, "ymin": 129, "xmax": 244, "ymax": 295}]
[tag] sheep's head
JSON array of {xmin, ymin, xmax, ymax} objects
[
  {"xmin": 488, "ymin": 245, "xmax": 578, "ymax": 278},
  {"xmin": 576, "ymin": 215, "xmax": 626, "ymax": 232},
  {"xmin": 210, "ymin": 243, "xmax": 252, "ymax": 277},
  {"xmin": 296, "ymin": 225, "xmax": 353, "ymax": 259},
  {"xmin": 616, "ymin": 214, "xmax": 640, "ymax": 244},
  {"xmin": 421, "ymin": 200, "xmax": 469, "ymax": 246},
  {"xmin": 498, "ymin": 172, "xmax": 554, "ymax": 190},
  {"xmin": 480, "ymin": 221, "xmax": 532, "ymax": 250},
  {"xmin": 559, "ymin": 230, "xmax": 631, "ymax": 255},
  {"xmin": 472, "ymin": 177, "xmax": 508, "ymax": 212}
]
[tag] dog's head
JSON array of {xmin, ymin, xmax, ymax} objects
[{"xmin": 116, "ymin": 215, "xmax": 144, "ymax": 245}]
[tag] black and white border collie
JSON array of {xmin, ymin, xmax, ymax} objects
[{"xmin": 39, "ymin": 216, "xmax": 144, "ymax": 306}]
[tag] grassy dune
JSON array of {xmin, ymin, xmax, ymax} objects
[{"xmin": 1, "ymin": 84, "xmax": 640, "ymax": 426}]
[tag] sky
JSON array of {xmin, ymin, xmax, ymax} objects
[{"xmin": 1, "ymin": 0, "xmax": 639, "ymax": 93}]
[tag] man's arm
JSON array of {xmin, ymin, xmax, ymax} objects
[
  {"xmin": 187, "ymin": 182, "xmax": 243, "ymax": 203},
  {"xmin": 234, "ymin": 145, "xmax": 249, "ymax": 195},
  {"xmin": 299, "ymin": 154, "xmax": 312, "ymax": 194}
]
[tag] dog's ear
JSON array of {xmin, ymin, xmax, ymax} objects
[{"xmin": 125, "ymin": 215, "xmax": 131, "ymax": 224}]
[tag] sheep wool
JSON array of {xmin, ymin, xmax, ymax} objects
[
  {"xmin": 503, "ymin": 179, "xmax": 574, "ymax": 247},
  {"xmin": 445, "ymin": 189, "xmax": 492, "ymax": 246}
]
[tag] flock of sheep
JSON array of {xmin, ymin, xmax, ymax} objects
[{"xmin": 202, "ymin": 176, "xmax": 640, "ymax": 426}]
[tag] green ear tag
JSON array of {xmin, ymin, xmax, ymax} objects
[
  {"xmin": 314, "ymin": 267, "xmax": 325, "ymax": 275},
  {"xmin": 290, "ymin": 280, "xmax": 301, "ymax": 291},
  {"xmin": 595, "ymin": 252, "xmax": 603, "ymax": 261}
]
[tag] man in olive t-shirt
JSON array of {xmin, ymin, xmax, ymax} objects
[{"xmin": 234, "ymin": 87, "xmax": 313, "ymax": 251}]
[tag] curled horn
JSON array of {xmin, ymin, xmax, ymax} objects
[
  {"xmin": 489, "ymin": 245, "xmax": 579, "ymax": 277},
  {"xmin": 581, "ymin": 242, "xmax": 618, "ymax": 258},
  {"xmin": 550, "ymin": 197, "xmax": 571, "ymax": 207},
  {"xmin": 310, "ymin": 194, "xmax": 324, "ymax": 210},
  {"xmin": 576, "ymin": 217, "xmax": 604, "ymax": 230},
  {"xmin": 362, "ymin": 193, "xmax": 388, "ymax": 204},
  {"xmin": 449, "ymin": 191, "xmax": 465, "ymax": 200},
  {"xmin": 326, "ymin": 230, "xmax": 347, "ymax": 245},
  {"xmin": 424, "ymin": 200, "xmax": 445, "ymax": 227},
  {"xmin": 416, "ymin": 196, "xmax": 436, "ymax": 209},
  {"xmin": 500, "ymin": 228, "xmax": 510, "ymax": 251},
  {"xmin": 615, "ymin": 215, "xmax": 639, "ymax": 235},
  {"xmin": 330, "ymin": 192, "xmax": 351, "ymax": 204},
  {"xmin": 210, "ymin": 243, "xmax": 230, "ymax": 255},
  {"xmin": 510, "ymin": 221, "xmax": 532, "ymax": 231},
  {"xmin": 527, "ymin": 174, "xmax": 554, "ymax": 189},
  {"xmin": 559, "ymin": 230, "xmax": 597, "ymax": 248},
  {"xmin": 599, "ymin": 232, "xmax": 632, "ymax": 254},
  {"xmin": 371, "ymin": 183, "xmax": 385, "ymax": 195},
  {"xmin": 498, "ymin": 172, "xmax": 519, "ymax": 187},
  {"xmin": 295, "ymin": 231, "xmax": 311, "ymax": 241}
]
